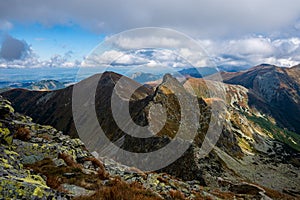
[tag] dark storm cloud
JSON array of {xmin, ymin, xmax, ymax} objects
[
  {"xmin": 0, "ymin": 35, "xmax": 30, "ymax": 61},
  {"xmin": 1, "ymin": 0, "xmax": 300, "ymax": 37}
]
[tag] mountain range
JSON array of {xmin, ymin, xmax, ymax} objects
[
  {"xmin": 1, "ymin": 64, "xmax": 300, "ymax": 199},
  {"xmin": 0, "ymin": 80, "xmax": 65, "ymax": 93},
  {"xmin": 213, "ymin": 64, "xmax": 300, "ymax": 134}
]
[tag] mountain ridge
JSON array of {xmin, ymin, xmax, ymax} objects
[
  {"xmin": 215, "ymin": 64, "xmax": 300, "ymax": 134},
  {"xmin": 2, "ymin": 69, "xmax": 300, "ymax": 199}
]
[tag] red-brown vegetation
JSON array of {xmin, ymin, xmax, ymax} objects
[
  {"xmin": 84, "ymin": 157, "xmax": 109, "ymax": 179},
  {"xmin": 14, "ymin": 127, "xmax": 31, "ymax": 141},
  {"xmin": 74, "ymin": 177, "xmax": 162, "ymax": 200}
]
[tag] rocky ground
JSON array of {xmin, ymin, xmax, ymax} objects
[{"xmin": 1, "ymin": 95, "xmax": 296, "ymax": 199}]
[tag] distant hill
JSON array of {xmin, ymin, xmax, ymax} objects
[
  {"xmin": 0, "ymin": 80, "xmax": 66, "ymax": 93},
  {"xmin": 130, "ymin": 72, "xmax": 162, "ymax": 84},
  {"xmin": 217, "ymin": 65, "xmax": 251, "ymax": 72},
  {"xmin": 177, "ymin": 65, "xmax": 251, "ymax": 79},
  {"xmin": 178, "ymin": 67, "xmax": 218, "ymax": 78},
  {"xmin": 26, "ymin": 80, "xmax": 65, "ymax": 91}
]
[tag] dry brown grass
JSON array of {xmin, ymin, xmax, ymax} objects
[
  {"xmin": 156, "ymin": 176, "xmax": 168, "ymax": 184},
  {"xmin": 169, "ymin": 190, "xmax": 185, "ymax": 200},
  {"xmin": 242, "ymin": 181, "xmax": 295, "ymax": 200},
  {"xmin": 74, "ymin": 177, "xmax": 162, "ymax": 200},
  {"xmin": 24, "ymin": 156, "xmax": 104, "ymax": 192},
  {"xmin": 58, "ymin": 152, "xmax": 82, "ymax": 169},
  {"xmin": 25, "ymin": 155, "xmax": 162, "ymax": 200},
  {"xmin": 210, "ymin": 189, "xmax": 235, "ymax": 199},
  {"xmin": 127, "ymin": 166, "xmax": 147, "ymax": 179},
  {"xmin": 193, "ymin": 193, "xmax": 214, "ymax": 200},
  {"xmin": 14, "ymin": 127, "xmax": 31, "ymax": 141},
  {"xmin": 84, "ymin": 157, "xmax": 109, "ymax": 179},
  {"xmin": 37, "ymin": 133, "xmax": 51, "ymax": 141},
  {"xmin": 25, "ymin": 154, "xmax": 241, "ymax": 200},
  {"xmin": 46, "ymin": 175, "xmax": 62, "ymax": 190},
  {"xmin": 261, "ymin": 186, "xmax": 295, "ymax": 200}
]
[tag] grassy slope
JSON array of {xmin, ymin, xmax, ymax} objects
[{"xmin": 247, "ymin": 115, "xmax": 300, "ymax": 152}]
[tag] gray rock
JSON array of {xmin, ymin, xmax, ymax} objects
[{"xmin": 61, "ymin": 184, "xmax": 95, "ymax": 197}]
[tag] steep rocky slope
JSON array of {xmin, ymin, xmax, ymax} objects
[
  {"xmin": 0, "ymin": 96, "xmax": 216, "ymax": 199},
  {"xmin": 2, "ymin": 72, "xmax": 153, "ymax": 138},
  {"xmin": 2, "ymin": 70, "xmax": 300, "ymax": 199},
  {"xmin": 2, "ymin": 95, "xmax": 291, "ymax": 199},
  {"xmin": 184, "ymin": 77, "xmax": 300, "ymax": 193},
  {"xmin": 215, "ymin": 64, "xmax": 300, "ymax": 134}
]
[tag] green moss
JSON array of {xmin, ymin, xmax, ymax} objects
[
  {"xmin": 42, "ymin": 125, "xmax": 54, "ymax": 130},
  {"xmin": 3, "ymin": 104, "xmax": 14, "ymax": 113},
  {"xmin": 4, "ymin": 149, "xmax": 19, "ymax": 156},
  {"xmin": 237, "ymin": 137, "xmax": 253, "ymax": 153},
  {"xmin": 18, "ymin": 176, "xmax": 46, "ymax": 186},
  {"xmin": 33, "ymin": 186, "xmax": 44, "ymax": 198},
  {"xmin": 0, "ymin": 158, "xmax": 8, "ymax": 164},
  {"xmin": 16, "ymin": 187, "xmax": 26, "ymax": 197},
  {"xmin": 247, "ymin": 114, "xmax": 300, "ymax": 152},
  {"xmin": 0, "ymin": 178, "xmax": 52, "ymax": 199},
  {"xmin": 0, "ymin": 127, "xmax": 12, "ymax": 145},
  {"xmin": 3, "ymin": 163, "xmax": 12, "ymax": 169}
]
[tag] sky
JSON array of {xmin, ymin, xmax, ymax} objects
[{"xmin": 1, "ymin": 0, "xmax": 300, "ymax": 69}]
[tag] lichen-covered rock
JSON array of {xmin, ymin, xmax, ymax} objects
[
  {"xmin": 0, "ymin": 144, "xmax": 69, "ymax": 199},
  {"xmin": 61, "ymin": 184, "xmax": 94, "ymax": 197},
  {"xmin": 0, "ymin": 96, "xmax": 76, "ymax": 199},
  {"xmin": 0, "ymin": 97, "xmax": 14, "ymax": 117},
  {"xmin": 0, "ymin": 125, "xmax": 13, "ymax": 145}
]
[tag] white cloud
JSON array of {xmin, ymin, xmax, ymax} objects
[
  {"xmin": 83, "ymin": 46, "xmax": 197, "ymax": 71},
  {"xmin": 1, "ymin": 34, "xmax": 300, "ymax": 69},
  {"xmin": 199, "ymin": 36, "xmax": 300, "ymax": 67},
  {"xmin": 110, "ymin": 36, "xmax": 185, "ymax": 50},
  {"xmin": 83, "ymin": 30, "xmax": 211, "ymax": 69},
  {"xmin": 79, "ymin": 34, "xmax": 300, "ymax": 70},
  {"xmin": 1, "ymin": 1, "xmax": 300, "ymax": 69},
  {"xmin": 227, "ymin": 37, "xmax": 274, "ymax": 56},
  {"xmin": 84, "ymin": 50, "xmax": 125, "ymax": 66},
  {"xmin": 0, "ymin": 36, "xmax": 80, "ymax": 68}
]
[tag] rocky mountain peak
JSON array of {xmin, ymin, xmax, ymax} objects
[
  {"xmin": 162, "ymin": 73, "xmax": 174, "ymax": 82},
  {"xmin": 254, "ymin": 63, "xmax": 277, "ymax": 69},
  {"xmin": 157, "ymin": 73, "xmax": 189, "ymax": 97}
]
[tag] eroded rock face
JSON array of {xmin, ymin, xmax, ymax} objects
[
  {"xmin": 144, "ymin": 74, "xmax": 207, "ymax": 183},
  {"xmin": 184, "ymin": 76, "xmax": 300, "ymax": 194},
  {"xmin": 220, "ymin": 64, "xmax": 300, "ymax": 133}
]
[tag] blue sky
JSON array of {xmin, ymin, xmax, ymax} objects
[
  {"xmin": 1, "ymin": 0, "xmax": 300, "ymax": 69},
  {"xmin": 8, "ymin": 23, "xmax": 105, "ymax": 60}
]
